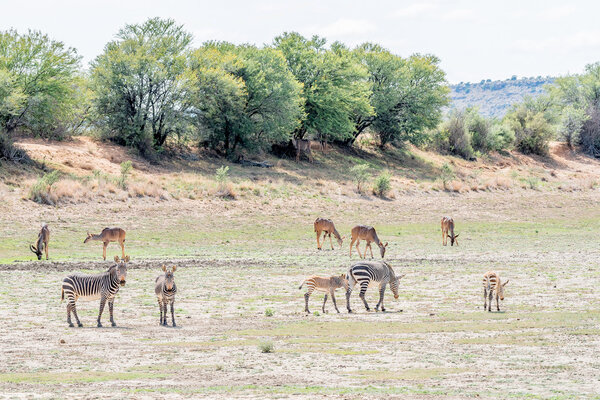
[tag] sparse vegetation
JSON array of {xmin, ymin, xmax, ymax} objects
[
  {"xmin": 350, "ymin": 164, "xmax": 370, "ymax": 193},
  {"xmin": 28, "ymin": 170, "xmax": 60, "ymax": 204},
  {"xmin": 118, "ymin": 161, "xmax": 132, "ymax": 189},
  {"xmin": 259, "ymin": 341, "xmax": 274, "ymax": 353},
  {"xmin": 264, "ymin": 308, "xmax": 274, "ymax": 317},
  {"xmin": 372, "ymin": 171, "xmax": 391, "ymax": 197}
]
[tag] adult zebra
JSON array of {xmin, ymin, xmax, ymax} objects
[
  {"xmin": 61, "ymin": 255, "xmax": 129, "ymax": 327},
  {"xmin": 345, "ymin": 260, "xmax": 405, "ymax": 313}
]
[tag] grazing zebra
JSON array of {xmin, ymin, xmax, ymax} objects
[
  {"xmin": 61, "ymin": 255, "xmax": 129, "ymax": 327},
  {"xmin": 482, "ymin": 271, "xmax": 509, "ymax": 312},
  {"xmin": 299, "ymin": 274, "xmax": 348, "ymax": 313},
  {"xmin": 345, "ymin": 260, "xmax": 405, "ymax": 313},
  {"xmin": 155, "ymin": 265, "xmax": 177, "ymax": 327}
]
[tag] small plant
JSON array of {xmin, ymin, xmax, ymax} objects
[
  {"xmin": 264, "ymin": 308, "xmax": 274, "ymax": 317},
  {"xmin": 440, "ymin": 163, "xmax": 455, "ymax": 190},
  {"xmin": 313, "ymin": 311, "xmax": 320, "ymax": 317},
  {"xmin": 350, "ymin": 163, "xmax": 371, "ymax": 193},
  {"xmin": 259, "ymin": 341, "xmax": 274, "ymax": 353},
  {"xmin": 524, "ymin": 176, "xmax": 540, "ymax": 190},
  {"xmin": 215, "ymin": 165, "xmax": 229, "ymax": 187},
  {"xmin": 29, "ymin": 170, "xmax": 60, "ymax": 205},
  {"xmin": 118, "ymin": 161, "xmax": 133, "ymax": 189},
  {"xmin": 373, "ymin": 171, "xmax": 392, "ymax": 197}
]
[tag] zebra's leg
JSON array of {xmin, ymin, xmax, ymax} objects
[
  {"xmin": 331, "ymin": 290, "xmax": 340, "ymax": 313},
  {"xmin": 483, "ymin": 288, "xmax": 487, "ymax": 310},
  {"xmin": 66, "ymin": 302, "xmax": 73, "ymax": 327},
  {"xmin": 376, "ymin": 284, "xmax": 386, "ymax": 312},
  {"xmin": 170, "ymin": 300, "xmax": 176, "ymax": 327},
  {"xmin": 97, "ymin": 295, "xmax": 107, "ymax": 327},
  {"xmin": 71, "ymin": 301, "xmax": 83, "ymax": 327},
  {"xmin": 488, "ymin": 290, "xmax": 493, "ymax": 312},
  {"xmin": 158, "ymin": 299, "xmax": 163, "ymax": 325},
  {"xmin": 496, "ymin": 293, "xmax": 500, "ymax": 312},
  {"xmin": 359, "ymin": 282, "xmax": 370, "ymax": 311},
  {"xmin": 108, "ymin": 299, "xmax": 116, "ymax": 327},
  {"xmin": 304, "ymin": 287, "xmax": 313, "ymax": 313},
  {"xmin": 162, "ymin": 302, "xmax": 168, "ymax": 326},
  {"xmin": 322, "ymin": 293, "xmax": 328, "ymax": 313}
]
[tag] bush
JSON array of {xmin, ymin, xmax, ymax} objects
[
  {"xmin": 440, "ymin": 163, "xmax": 455, "ymax": 190},
  {"xmin": 118, "ymin": 161, "xmax": 133, "ymax": 189},
  {"xmin": 489, "ymin": 123, "xmax": 515, "ymax": 151},
  {"xmin": 466, "ymin": 109, "xmax": 492, "ymax": 152},
  {"xmin": 446, "ymin": 110, "xmax": 474, "ymax": 160},
  {"xmin": 29, "ymin": 171, "xmax": 61, "ymax": 205},
  {"xmin": 259, "ymin": 341, "xmax": 274, "ymax": 353},
  {"xmin": 506, "ymin": 104, "xmax": 554, "ymax": 156},
  {"xmin": 264, "ymin": 308, "xmax": 274, "ymax": 317},
  {"xmin": 215, "ymin": 165, "xmax": 229, "ymax": 187},
  {"xmin": 350, "ymin": 164, "xmax": 370, "ymax": 193},
  {"xmin": 372, "ymin": 171, "xmax": 391, "ymax": 197}
]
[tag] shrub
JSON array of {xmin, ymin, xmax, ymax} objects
[
  {"xmin": 350, "ymin": 164, "xmax": 370, "ymax": 193},
  {"xmin": 489, "ymin": 123, "xmax": 515, "ymax": 151},
  {"xmin": 505, "ymin": 104, "xmax": 554, "ymax": 156},
  {"xmin": 446, "ymin": 110, "xmax": 474, "ymax": 160},
  {"xmin": 0, "ymin": 134, "xmax": 30, "ymax": 164},
  {"xmin": 215, "ymin": 165, "xmax": 229, "ymax": 187},
  {"xmin": 372, "ymin": 171, "xmax": 391, "ymax": 197},
  {"xmin": 466, "ymin": 109, "xmax": 492, "ymax": 152},
  {"xmin": 264, "ymin": 308, "xmax": 274, "ymax": 317},
  {"xmin": 440, "ymin": 163, "xmax": 455, "ymax": 190},
  {"xmin": 558, "ymin": 106, "xmax": 588, "ymax": 148},
  {"xmin": 259, "ymin": 341, "xmax": 274, "ymax": 353},
  {"xmin": 118, "ymin": 161, "xmax": 133, "ymax": 189},
  {"xmin": 29, "ymin": 171, "xmax": 61, "ymax": 205}
]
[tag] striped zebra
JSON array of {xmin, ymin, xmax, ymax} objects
[
  {"xmin": 482, "ymin": 271, "xmax": 509, "ymax": 312},
  {"xmin": 61, "ymin": 255, "xmax": 129, "ymax": 327},
  {"xmin": 299, "ymin": 274, "xmax": 348, "ymax": 314},
  {"xmin": 155, "ymin": 265, "xmax": 178, "ymax": 327},
  {"xmin": 345, "ymin": 260, "xmax": 405, "ymax": 313}
]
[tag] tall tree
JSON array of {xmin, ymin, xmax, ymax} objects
[
  {"xmin": 273, "ymin": 32, "xmax": 373, "ymax": 143},
  {"xmin": 90, "ymin": 18, "xmax": 193, "ymax": 155}
]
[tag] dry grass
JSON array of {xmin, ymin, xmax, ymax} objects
[{"xmin": 128, "ymin": 180, "xmax": 169, "ymax": 199}]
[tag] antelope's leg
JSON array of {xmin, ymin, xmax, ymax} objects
[
  {"xmin": 108, "ymin": 299, "xmax": 116, "ymax": 326},
  {"xmin": 359, "ymin": 281, "xmax": 370, "ymax": 311},
  {"xmin": 103, "ymin": 242, "xmax": 108, "ymax": 260},
  {"xmin": 349, "ymin": 239, "xmax": 355, "ymax": 257},
  {"xmin": 329, "ymin": 233, "xmax": 334, "ymax": 250},
  {"xmin": 97, "ymin": 295, "xmax": 107, "ymax": 327},
  {"xmin": 356, "ymin": 240, "xmax": 363, "ymax": 259},
  {"xmin": 331, "ymin": 289, "xmax": 340, "ymax": 313},
  {"xmin": 346, "ymin": 283, "xmax": 354, "ymax": 313},
  {"xmin": 316, "ymin": 231, "xmax": 321, "ymax": 249},
  {"xmin": 120, "ymin": 240, "xmax": 125, "ymax": 259},
  {"xmin": 171, "ymin": 300, "xmax": 176, "ymax": 327},
  {"xmin": 45, "ymin": 244, "xmax": 49, "ymax": 260},
  {"xmin": 368, "ymin": 242, "xmax": 374, "ymax": 258},
  {"xmin": 322, "ymin": 294, "xmax": 328, "ymax": 313}
]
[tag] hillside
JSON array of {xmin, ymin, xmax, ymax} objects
[{"xmin": 450, "ymin": 76, "xmax": 555, "ymax": 118}]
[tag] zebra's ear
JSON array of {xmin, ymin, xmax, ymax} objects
[
  {"xmin": 172, "ymin": 265, "xmax": 177, "ymax": 272},
  {"xmin": 114, "ymin": 256, "xmax": 120, "ymax": 263},
  {"xmin": 398, "ymin": 274, "xmax": 406, "ymax": 280},
  {"xmin": 503, "ymin": 280, "xmax": 509, "ymax": 286}
]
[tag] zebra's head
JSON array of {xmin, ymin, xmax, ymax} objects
[
  {"xmin": 390, "ymin": 273, "xmax": 406, "ymax": 299},
  {"xmin": 497, "ymin": 279, "xmax": 509, "ymax": 300},
  {"xmin": 162, "ymin": 265, "xmax": 177, "ymax": 290},
  {"xmin": 113, "ymin": 255, "xmax": 129, "ymax": 286},
  {"xmin": 448, "ymin": 233, "xmax": 459, "ymax": 246},
  {"xmin": 379, "ymin": 242, "xmax": 388, "ymax": 258}
]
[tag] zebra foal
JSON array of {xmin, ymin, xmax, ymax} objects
[
  {"xmin": 345, "ymin": 260, "xmax": 405, "ymax": 313},
  {"xmin": 482, "ymin": 271, "xmax": 509, "ymax": 312},
  {"xmin": 155, "ymin": 265, "xmax": 177, "ymax": 327},
  {"xmin": 61, "ymin": 255, "xmax": 129, "ymax": 327},
  {"xmin": 299, "ymin": 274, "xmax": 348, "ymax": 313}
]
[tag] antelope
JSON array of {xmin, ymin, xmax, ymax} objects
[
  {"xmin": 483, "ymin": 271, "xmax": 509, "ymax": 312},
  {"xmin": 349, "ymin": 225, "xmax": 388, "ymax": 259},
  {"xmin": 441, "ymin": 217, "xmax": 459, "ymax": 246},
  {"xmin": 299, "ymin": 274, "xmax": 348, "ymax": 313},
  {"xmin": 84, "ymin": 227, "xmax": 126, "ymax": 260},
  {"xmin": 30, "ymin": 223, "xmax": 49, "ymax": 260},
  {"xmin": 155, "ymin": 265, "xmax": 178, "ymax": 327},
  {"xmin": 292, "ymin": 138, "xmax": 313, "ymax": 162},
  {"xmin": 314, "ymin": 218, "xmax": 345, "ymax": 250}
]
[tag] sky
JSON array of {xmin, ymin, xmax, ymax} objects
[{"xmin": 1, "ymin": 0, "xmax": 599, "ymax": 83}]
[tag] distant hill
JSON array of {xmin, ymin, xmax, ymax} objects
[{"xmin": 450, "ymin": 76, "xmax": 555, "ymax": 118}]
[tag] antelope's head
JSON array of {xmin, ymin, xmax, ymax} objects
[
  {"xmin": 497, "ymin": 279, "xmax": 509, "ymax": 301},
  {"xmin": 113, "ymin": 255, "xmax": 129, "ymax": 286},
  {"xmin": 162, "ymin": 264, "xmax": 177, "ymax": 291},
  {"xmin": 379, "ymin": 242, "xmax": 388, "ymax": 258},
  {"xmin": 337, "ymin": 235, "xmax": 346, "ymax": 249},
  {"xmin": 30, "ymin": 244, "xmax": 42, "ymax": 260},
  {"xmin": 84, "ymin": 232, "xmax": 93, "ymax": 243},
  {"xmin": 448, "ymin": 233, "xmax": 459, "ymax": 246},
  {"xmin": 390, "ymin": 273, "xmax": 406, "ymax": 299}
]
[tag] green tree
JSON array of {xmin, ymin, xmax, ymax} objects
[
  {"xmin": 504, "ymin": 101, "xmax": 554, "ymax": 156},
  {"xmin": 353, "ymin": 44, "xmax": 449, "ymax": 146},
  {"xmin": 90, "ymin": 18, "xmax": 193, "ymax": 156},
  {"xmin": 273, "ymin": 32, "xmax": 373, "ymax": 143},
  {"xmin": 0, "ymin": 29, "xmax": 81, "ymax": 137}
]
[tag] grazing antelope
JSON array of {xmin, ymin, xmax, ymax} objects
[
  {"xmin": 483, "ymin": 271, "xmax": 509, "ymax": 312},
  {"xmin": 61, "ymin": 255, "xmax": 129, "ymax": 327},
  {"xmin": 314, "ymin": 218, "xmax": 345, "ymax": 250},
  {"xmin": 30, "ymin": 223, "xmax": 49, "ymax": 260},
  {"xmin": 155, "ymin": 265, "xmax": 178, "ymax": 327},
  {"xmin": 349, "ymin": 225, "xmax": 388, "ymax": 259},
  {"xmin": 292, "ymin": 138, "xmax": 313, "ymax": 162},
  {"xmin": 441, "ymin": 217, "xmax": 459, "ymax": 246},
  {"xmin": 345, "ymin": 260, "xmax": 405, "ymax": 313},
  {"xmin": 84, "ymin": 227, "xmax": 126, "ymax": 260},
  {"xmin": 299, "ymin": 274, "xmax": 348, "ymax": 313}
]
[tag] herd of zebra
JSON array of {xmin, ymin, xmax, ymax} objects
[{"xmin": 30, "ymin": 214, "xmax": 507, "ymax": 328}]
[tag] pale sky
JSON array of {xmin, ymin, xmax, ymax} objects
[{"xmin": 1, "ymin": 0, "xmax": 599, "ymax": 83}]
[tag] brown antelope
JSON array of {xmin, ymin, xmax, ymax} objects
[
  {"xmin": 441, "ymin": 217, "xmax": 459, "ymax": 246},
  {"xmin": 292, "ymin": 138, "xmax": 313, "ymax": 162},
  {"xmin": 30, "ymin": 223, "xmax": 50, "ymax": 260},
  {"xmin": 299, "ymin": 274, "xmax": 348, "ymax": 313},
  {"xmin": 482, "ymin": 271, "xmax": 509, "ymax": 312},
  {"xmin": 349, "ymin": 225, "xmax": 388, "ymax": 259},
  {"xmin": 84, "ymin": 228, "xmax": 126, "ymax": 260},
  {"xmin": 314, "ymin": 218, "xmax": 345, "ymax": 250}
]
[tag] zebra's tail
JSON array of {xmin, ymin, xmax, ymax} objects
[
  {"xmin": 298, "ymin": 280, "xmax": 305, "ymax": 290},
  {"xmin": 61, "ymin": 287, "xmax": 64, "ymax": 302}
]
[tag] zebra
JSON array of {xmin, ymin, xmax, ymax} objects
[
  {"xmin": 345, "ymin": 260, "xmax": 405, "ymax": 313},
  {"xmin": 155, "ymin": 265, "xmax": 177, "ymax": 327},
  {"xmin": 483, "ymin": 271, "xmax": 509, "ymax": 312},
  {"xmin": 61, "ymin": 255, "xmax": 129, "ymax": 327},
  {"xmin": 299, "ymin": 274, "xmax": 348, "ymax": 314}
]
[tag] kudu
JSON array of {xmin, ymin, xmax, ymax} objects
[
  {"xmin": 84, "ymin": 227, "xmax": 126, "ymax": 260},
  {"xmin": 441, "ymin": 217, "xmax": 459, "ymax": 246},
  {"xmin": 314, "ymin": 218, "xmax": 345, "ymax": 250},
  {"xmin": 349, "ymin": 225, "xmax": 388, "ymax": 259},
  {"xmin": 30, "ymin": 223, "xmax": 50, "ymax": 260},
  {"xmin": 292, "ymin": 139, "xmax": 313, "ymax": 162}
]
